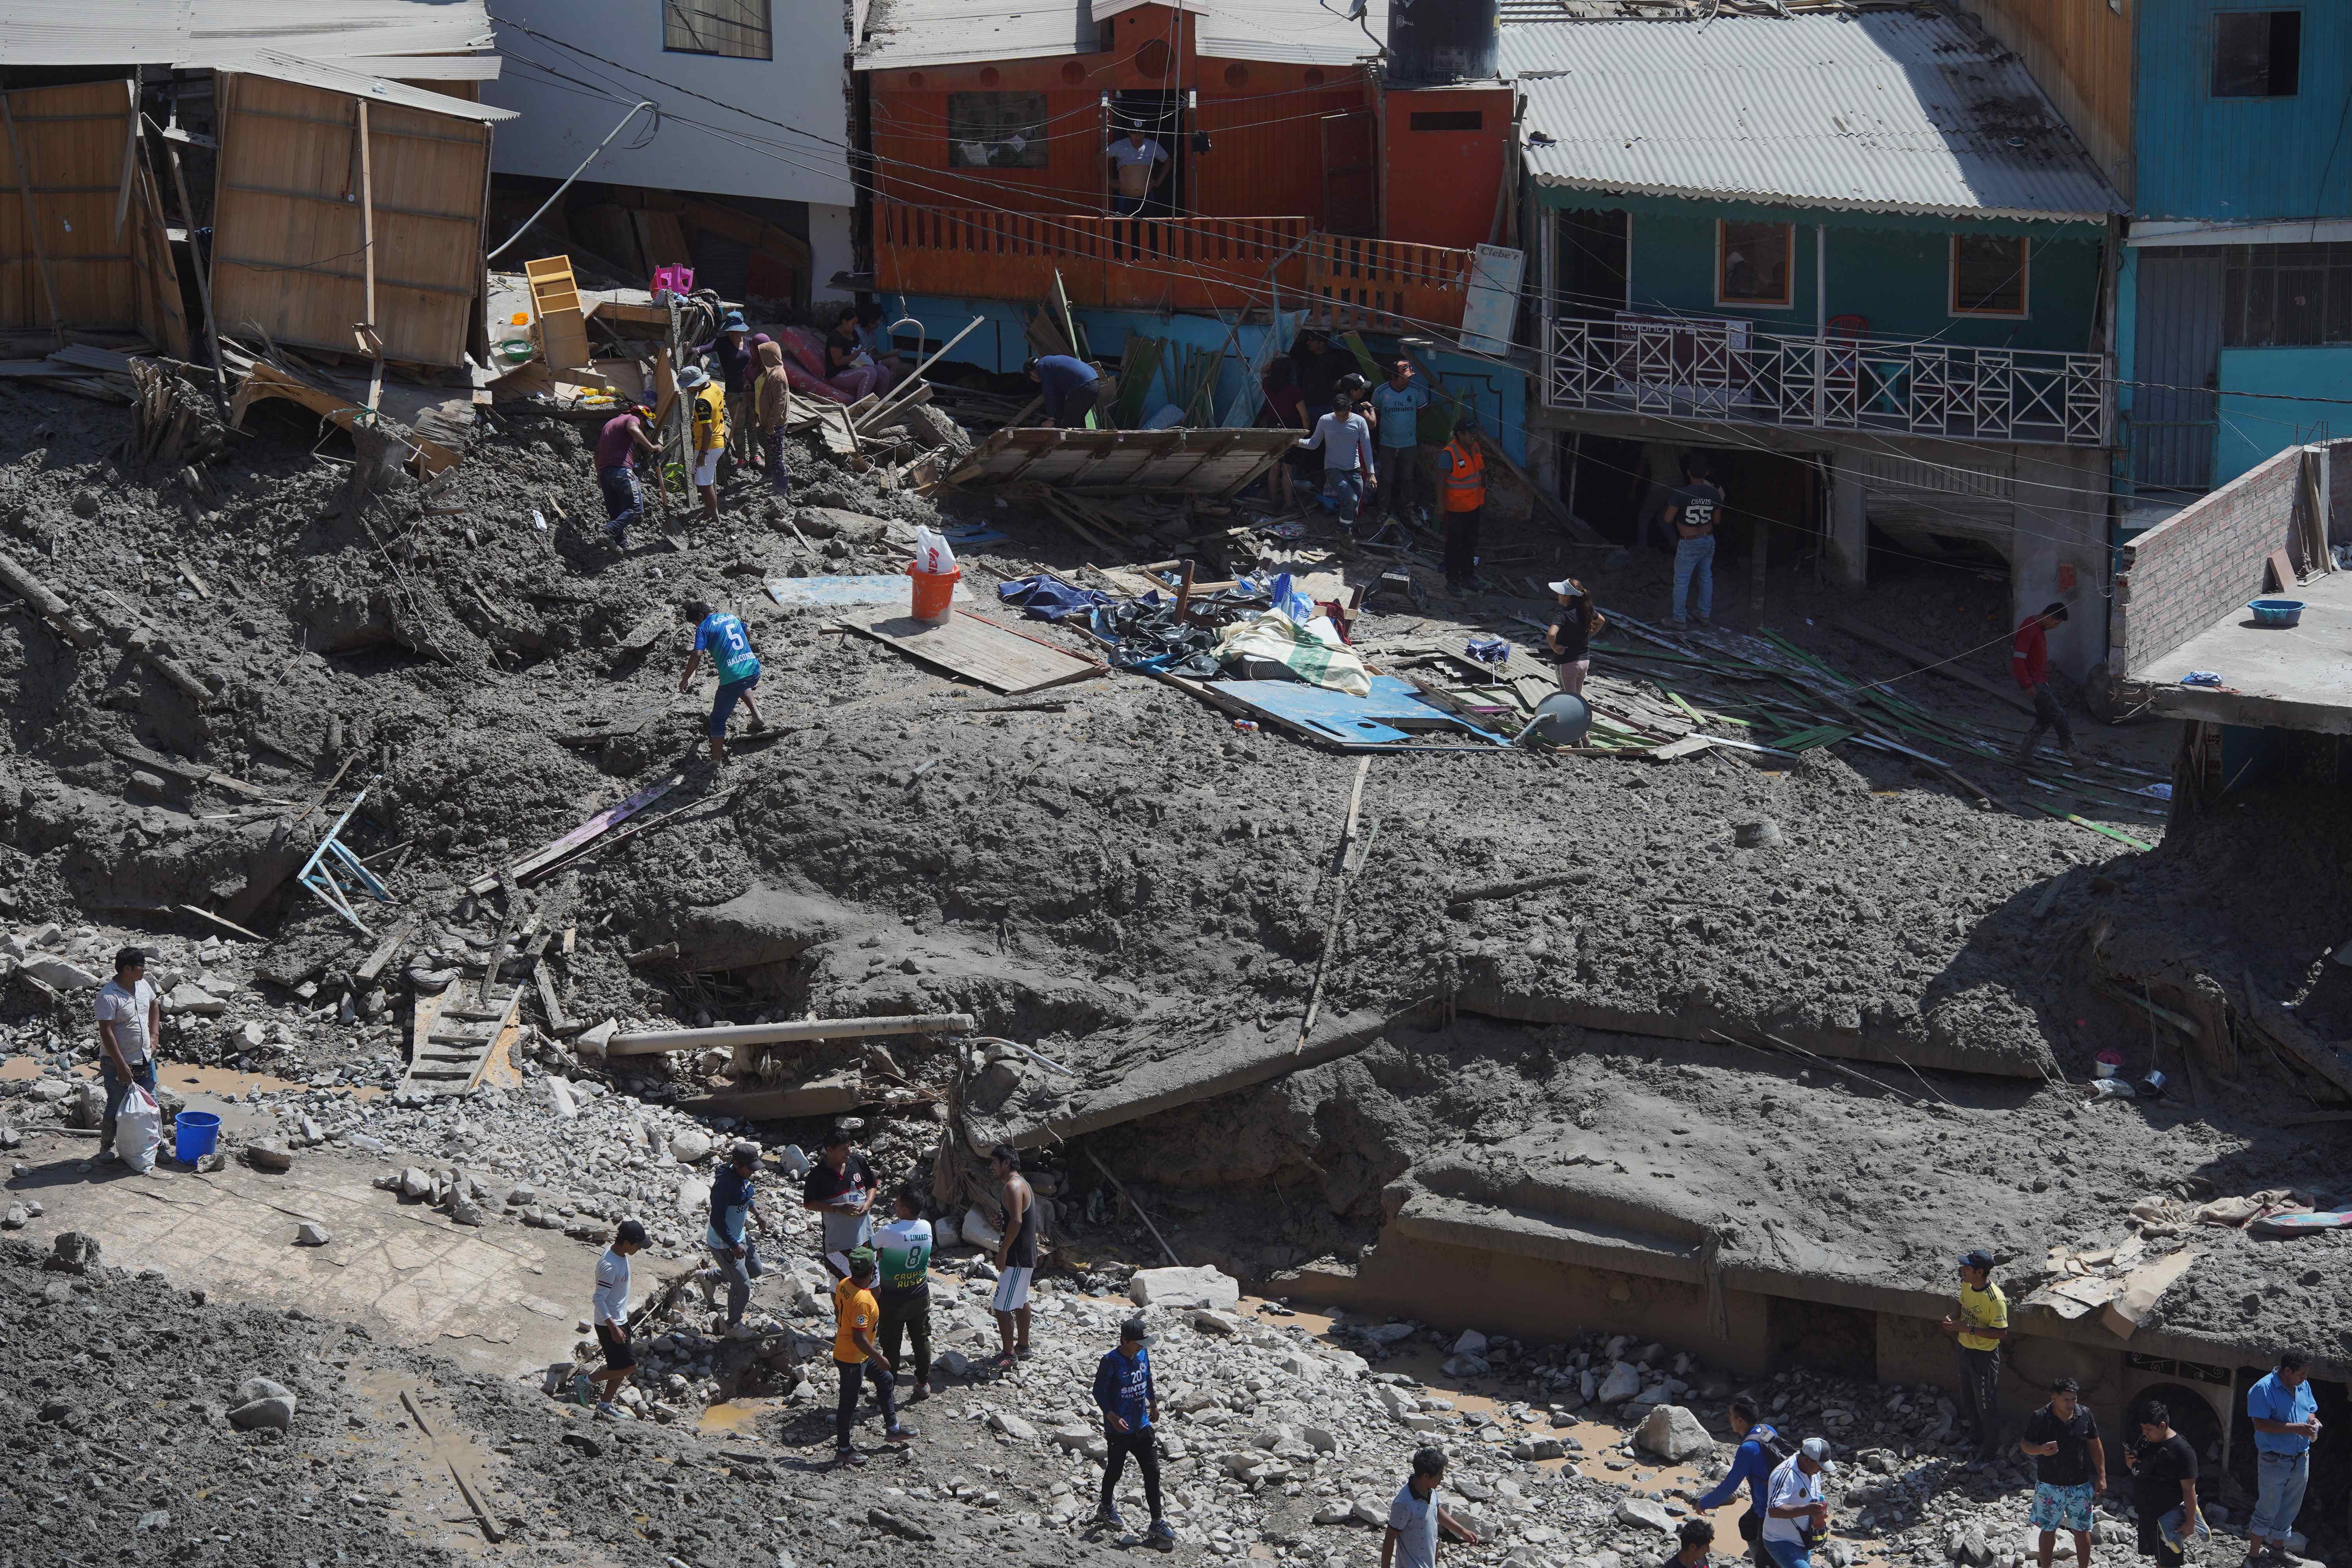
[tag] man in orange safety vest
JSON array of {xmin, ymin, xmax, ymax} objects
[{"xmin": 1440, "ymin": 416, "xmax": 1486, "ymax": 593}]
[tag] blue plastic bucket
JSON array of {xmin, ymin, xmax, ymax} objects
[{"xmin": 174, "ymin": 1111, "xmax": 221, "ymax": 1164}]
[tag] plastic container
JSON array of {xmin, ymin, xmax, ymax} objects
[
  {"xmin": 1232, "ymin": 720, "xmax": 1259, "ymax": 733},
  {"xmin": 2093, "ymin": 1049, "xmax": 2125, "ymax": 1080},
  {"xmin": 651, "ymin": 263, "xmax": 694, "ymax": 299},
  {"xmin": 495, "ymin": 337, "xmax": 536, "ymax": 364},
  {"xmin": 909, "ymin": 565, "xmax": 960, "ymax": 622},
  {"xmin": 2249, "ymin": 598, "xmax": 2305, "ymax": 628},
  {"xmin": 174, "ymin": 1110, "xmax": 221, "ymax": 1165}
]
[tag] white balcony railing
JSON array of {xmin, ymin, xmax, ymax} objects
[{"xmin": 1544, "ymin": 311, "xmax": 2111, "ymax": 447}]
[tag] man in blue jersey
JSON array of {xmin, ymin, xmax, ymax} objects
[
  {"xmin": 1093, "ymin": 1317, "xmax": 1174, "ymax": 1545},
  {"xmin": 1685, "ymin": 1395, "xmax": 1793, "ymax": 1568},
  {"xmin": 678, "ymin": 598, "xmax": 768, "ymax": 764}
]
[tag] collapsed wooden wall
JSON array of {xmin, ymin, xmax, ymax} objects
[
  {"xmin": 0, "ymin": 79, "xmax": 188, "ymax": 354},
  {"xmin": 209, "ymin": 73, "xmax": 490, "ymax": 368}
]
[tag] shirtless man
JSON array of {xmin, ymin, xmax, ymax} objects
[{"xmin": 988, "ymin": 1143, "xmax": 1038, "ymax": 1364}]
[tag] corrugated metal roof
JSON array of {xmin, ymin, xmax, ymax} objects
[
  {"xmin": 218, "ymin": 49, "xmax": 515, "ymax": 122},
  {"xmin": 857, "ymin": 0, "xmax": 1384, "ymax": 71},
  {"xmin": 1503, "ymin": 12, "xmax": 2120, "ymax": 221},
  {"xmin": 0, "ymin": 0, "xmax": 499, "ymax": 81}
]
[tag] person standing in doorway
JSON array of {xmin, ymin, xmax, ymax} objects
[
  {"xmin": 1686, "ymin": 1394, "xmax": 1792, "ymax": 1568},
  {"xmin": 1666, "ymin": 452, "xmax": 1723, "ymax": 628},
  {"xmin": 988, "ymin": 1142, "xmax": 1038, "ymax": 1366},
  {"xmin": 800, "ymin": 1125, "xmax": 880, "ymax": 1280},
  {"xmin": 1761, "ymin": 1437, "xmax": 1834, "ymax": 1568},
  {"xmin": 677, "ymin": 598, "xmax": 766, "ymax": 766},
  {"xmin": 1297, "ymin": 391, "xmax": 1377, "ymax": 537},
  {"xmin": 873, "ymin": 1185, "xmax": 935, "ymax": 1403},
  {"xmin": 2246, "ymin": 1350, "xmax": 2321, "ymax": 1565},
  {"xmin": 1026, "ymin": 354, "xmax": 1103, "ymax": 429},
  {"xmin": 1439, "ymin": 417, "xmax": 1486, "ymax": 591},
  {"xmin": 2022, "ymin": 1377, "xmax": 2106, "ymax": 1568},
  {"xmin": 1544, "ymin": 578, "xmax": 1605, "ymax": 696},
  {"xmin": 1093, "ymin": 1317, "xmax": 1175, "ymax": 1544},
  {"xmin": 1107, "ymin": 123, "xmax": 1171, "ymax": 217},
  {"xmin": 2012, "ymin": 602, "xmax": 2077, "ymax": 761},
  {"xmin": 1292, "ymin": 328, "xmax": 1345, "ymax": 425},
  {"xmin": 681, "ymin": 365, "xmax": 726, "ymax": 524},
  {"xmin": 751, "ymin": 341, "xmax": 793, "ymax": 500},
  {"xmin": 2124, "ymin": 1403, "xmax": 2201, "ymax": 1568},
  {"xmin": 585, "ymin": 1218, "xmax": 648, "ymax": 1418},
  {"xmin": 1942, "ymin": 1248, "xmax": 2009, "ymax": 1462},
  {"xmin": 1370, "ymin": 359, "xmax": 1430, "ymax": 526},
  {"xmin": 94, "ymin": 946, "xmax": 160, "ymax": 1161},
  {"xmin": 1383, "ymin": 1447, "xmax": 1481, "ymax": 1568},
  {"xmin": 831, "ymin": 1246, "xmax": 916, "ymax": 1463},
  {"xmin": 706, "ymin": 1140, "xmax": 762, "ymax": 1336},
  {"xmin": 593, "ymin": 403, "xmax": 657, "ymax": 548}
]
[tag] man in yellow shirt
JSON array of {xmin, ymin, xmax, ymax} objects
[
  {"xmin": 1940, "ymin": 1247, "xmax": 2009, "ymax": 1462},
  {"xmin": 680, "ymin": 364, "xmax": 725, "ymax": 525},
  {"xmin": 832, "ymin": 1246, "xmax": 916, "ymax": 1464}
]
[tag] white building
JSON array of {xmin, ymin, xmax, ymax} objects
[{"xmin": 486, "ymin": 0, "xmax": 860, "ymax": 303}]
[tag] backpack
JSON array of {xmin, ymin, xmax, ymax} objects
[{"xmin": 1751, "ymin": 1423, "xmax": 1797, "ymax": 1467}]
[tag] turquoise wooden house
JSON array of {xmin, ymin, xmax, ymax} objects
[{"xmin": 1503, "ymin": 7, "xmax": 2122, "ymax": 675}]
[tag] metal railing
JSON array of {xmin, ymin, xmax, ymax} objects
[
  {"xmin": 1544, "ymin": 310, "xmax": 2111, "ymax": 447},
  {"xmin": 875, "ymin": 200, "xmax": 1474, "ymax": 330}
]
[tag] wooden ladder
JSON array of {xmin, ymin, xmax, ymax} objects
[
  {"xmin": 523, "ymin": 254, "xmax": 590, "ymax": 374},
  {"xmin": 399, "ymin": 915, "xmax": 529, "ymax": 1098}
]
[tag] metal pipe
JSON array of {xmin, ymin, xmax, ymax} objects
[{"xmin": 605, "ymin": 1011, "xmax": 976, "ymax": 1057}]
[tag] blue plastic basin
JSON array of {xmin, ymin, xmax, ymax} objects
[{"xmin": 2249, "ymin": 598, "xmax": 2304, "ymax": 628}]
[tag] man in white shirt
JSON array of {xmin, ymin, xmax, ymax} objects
[
  {"xmin": 1761, "ymin": 1437, "xmax": 1835, "ymax": 1568},
  {"xmin": 585, "ymin": 1219, "xmax": 648, "ymax": 1418},
  {"xmin": 94, "ymin": 946, "xmax": 161, "ymax": 1160},
  {"xmin": 1107, "ymin": 125, "xmax": 1170, "ymax": 217},
  {"xmin": 1384, "ymin": 1446, "xmax": 1479, "ymax": 1568},
  {"xmin": 1296, "ymin": 390, "xmax": 1380, "ymax": 535}
]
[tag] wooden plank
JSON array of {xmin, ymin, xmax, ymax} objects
[
  {"xmin": 355, "ymin": 99, "xmax": 381, "ymax": 413},
  {"xmin": 355, "ymin": 917, "xmax": 418, "ymax": 985},
  {"xmin": 1830, "ymin": 615, "xmax": 2036, "ymax": 716},
  {"xmin": 465, "ymin": 773, "xmax": 684, "ymax": 895},
  {"xmin": 673, "ymin": 1075, "xmax": 866, "ymax": 1121},
  {"xmin": 0, "ymin": 91, "xmax": 64, "ymax": 345},
  {"xmin": 841, "ymin": 608, "xmax": 1106, "ymax": 695}
]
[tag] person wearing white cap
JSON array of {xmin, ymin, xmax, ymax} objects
[
  {"xmin": 1544, "ymin": 578, "xmax": 1605, "ymax": 696},
  {"xmin": 1760, "ymin": 1437, "xmax": 1834, "ymax": 1568}
]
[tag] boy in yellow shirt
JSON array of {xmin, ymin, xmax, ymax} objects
[
  {"xmin": 832, "ymin": 1246, "xmax": 916, "ymax": 1464},
  {"xmin": 681, "ymin": 364, "xmax": 725, "ymax": 525},
  {"xmin": 1941, "ymin": 1247, "xmax": 2009, "ymax": 1462}
]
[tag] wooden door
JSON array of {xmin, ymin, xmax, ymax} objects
[{"xmin": 1319, "ymin": 111, "xmax": 1376, "ymax": 238}]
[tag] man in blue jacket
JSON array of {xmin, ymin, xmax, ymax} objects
[
  {"xmin": 1686, "ymin": 1395, "xmax": 1790, "ymax": 1568},
  {"xmin": 1092, "ymin": 1318, "xmax": 1174, "ymax": 1546}
]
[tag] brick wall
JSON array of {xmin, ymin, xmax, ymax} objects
[{"xmin": 2113, "ymin": 442, "xmax": 2341, "ymax": 678}]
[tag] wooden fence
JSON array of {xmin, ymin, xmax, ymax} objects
[{"xmin": 0, "ymin": 80, "xmax": 186, "ymax": 353}]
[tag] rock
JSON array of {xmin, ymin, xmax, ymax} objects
[
  {"xmin": 1443, "ymin": 1354, "xmax": 1492, "ymax": 1377},
  {"xmin": 1452, "ymin": 1328, "xmax": 1490, "ymax": 1356},
  {"xmin": 1051, "ymin": 1426, "xmax": 1096, "ymax": 1451},
  {"xmin": 1616, "ymin": 1497, "xmax": 1675, "ymax": 1534},
  {"xmin": 397, "ymin": 1166, "xmax": 431, "ymax": 1200},
  {"xmin": 1377, "ymin": 1385, "xmax": 1418, "ymax": 1418},
  {"xmin": 1362, "ymin": 1322, "xmax": 1418, "ymax": 1344},
  {"xmin": 0, "ymin": 1205, "xmax": 24, "ymax": 1229},
  {"xmin": 669, "ymin": 1127, "xmax": 713, "ymax": 1163},
  {"xmin": 989, "ymin": 1410, "xmax": 1038, "ymax": 1441},
  {"xmin": 243, "ymin": 1140, "xmax": 294, "ymax": 1173},
  {"xmin": 675, "ymin": 1175, "xmax": 710, "ymax": 1220},
  {"xmin": 507, "ymin": 1184, "xmax": 537, "ymax": 1206},
  {"xmin": 1596, "ymin": 1361, "xmax": 1644, "ymax": 1403},
  {"xmin": 448, "ymin": 1197, "xmax": 484, "ymax": 1226},
  {"xmin": 934, "ymin": 1349, "xmax": 973, "ymax": 1379},
  {"xmin": 236, "ymin": 1377, "xmax": 293, "ymax": 1403},
  {"xmin": 45, "ymin": 1232, "xmax": 101, "ymax": 1273},
  {"xmin": 294, "ymin": 1222, "xmax": 332, "ymax": 1247},
  {"xmin": 1303, "ymin": 1426, "xmax": 1338, "ymax": 1452},
  {"xmin": 1733, "ymin": 818, "xmax": 1784, "ymax": 849},
  {"xmin": 1130, "ymin": 1264, "xmax": 1241, "ymax": 1310},
  {"xmin": 1314, "ymin": 1503, "xmax": 1356, "ymax": 1526},
  {"xmin": 21, "ymin": 954, "xmax": 103, "ymax": 990},
  {"xmin": 1570, "ymin": 1553, "xmax": 1624, "ymax": 1568},
  {"xmin": 166, "ymin": 982, "xmax": 226, "ymax": 1015},
  {"xmin": 867, "ymin": 1508, "xmax": 934, "ymax": 1544},
  {"xmin": 1352, "ymin": 1501, "xmax": 1388, "ymax": 1527},
  {"xmin": 1512, "ymin": 1437, "xmax": 1567, "ymax": 1461},
  {"xmin": 1635, "ymin": 1404, "xmax": 1715, "ymax": 1463},
  {"xmin": 63, "ymin": 1081, "xmax": 105, "ymax": 1129},
  {"xmin": 543, "ymin": 1077, "xmax": 578, "ymax": 1120},
  {"xmin": 228, "ymin": 1395, "xmax": 297, "ymax": 1432},
  {"xmin": 1190, "ymin": 1308, "xmax": 1241, "ymax": 1335},
  {"xmin": 562, "ymin": 1431, "xmax": 603, "ymax": 1457},
  {"xmin": 575, "ymin": 1019, "xmax": 616, "ymax": 1060},
  {"xmin": 960, "ymin": 1207, "xmax": 1003, "ymax": 1250}
]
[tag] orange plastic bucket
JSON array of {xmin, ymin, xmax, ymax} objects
[{"xmin": 909, "ymin": 565, "xmax": 960, "ymax": 622}]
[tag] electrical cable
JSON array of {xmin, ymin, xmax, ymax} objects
[{"xmin": 486, "ymin": 98, "xmax": 660, "ymax": 261}]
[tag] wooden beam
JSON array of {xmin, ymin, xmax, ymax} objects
[
  {"xmin": 0, "ymin": 93, "xmax": 66, "ymax": 347},
  {"xmin": 355, "ymin": 100, "xmax": 381, "ymax": 414},
  {"xmin": 605, "ymin": 1012, "xmax": 977, "ymax": 1057},
  {"xmin": 162, "ymin": 135, "xmax": 227, "ymax": 405},
  {"xmin": 1830, "ymin": 616, "xmax": 2034, "ymax": 717}
]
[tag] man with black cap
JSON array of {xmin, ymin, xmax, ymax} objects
[
  {"xmin": 2012, "ymin": 601, "xmax": 2075, "ymax": 760},
  {"xmin": 587, "ymin": 1218, "xmax": 648, "ymax": 1418},
  {"xmin": 1760, "ymin": 1437, "xmax": 1835, "ymax": 1568},
  {"xmin": 706, "ymin": 1140, "xmax": 764, "ymax": 1336},
  {"xmin": 832, "ymin": 1245, "xmax": 916, "ymax": 1463},
  {"xmin": 1092, "ymin": 1317, "xmax": 1174, "ymax": 1545},
  {"xmin": 1942, "ymin": 1249, "xmax": 2009, "ymax": 1461},
  {"xmin": 93, "ymin": 946, "xmax": 160, "ymax": 1161},
  {"xmin": 801, "ymin": 1124, "xmax": 880, "ymax": 1281}
]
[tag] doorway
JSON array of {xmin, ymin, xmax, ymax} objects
[
  {"xmin": 2133, "ymin": 248, "xmax": 2223, "ymax": 497},
  {"xmin": 1769, "ymin": 1296, "xmax": 1877, "ymax": 1381},
  {"xmin": 1111, "ymin": 89, "xmax": 1185, "ymax": 218}
]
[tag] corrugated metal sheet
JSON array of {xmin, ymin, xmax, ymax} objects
[
  {"xmin": 219, "ymin": 49, "xmax": 514, "ymax": 122},
  {"xmin": 0, "ymin": 0, "xmax": 499, "ymax": 80},
  {"xmin": 1503, "ymin": 13, "xmax": 2119, "ymax": 221},
  {"xmin": 859, "ymin": 0, "xmax": 1384, "ymax": 70}
]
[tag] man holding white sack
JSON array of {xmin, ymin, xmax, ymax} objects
[{"xmin": 94, "ymin": 946, "xmax": 161, "ymax": 1163}]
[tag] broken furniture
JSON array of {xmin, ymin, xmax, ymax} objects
[{"xmin": 297, "ymin": 785, "xmax": 394, "ymax": 934}]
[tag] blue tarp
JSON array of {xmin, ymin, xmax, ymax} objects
[{"xmin": 1206, "ymin": 675, "xmax": 1511, "ymax": 748}]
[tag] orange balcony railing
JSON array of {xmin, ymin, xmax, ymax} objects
[{"xmin": 876, "ymin": 200, "xmax": 1474, "ymax": 332}]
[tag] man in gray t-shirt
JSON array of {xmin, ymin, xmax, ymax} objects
[
  {"xmin": 94, "ymin": 946, "xmax": 160, "ymax": 1159},
  {"xmin": 1385, "ymin": 1447, "xmax": 1479, "ymax": 1568}
]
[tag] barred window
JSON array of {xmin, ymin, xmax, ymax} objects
[
  {"xmin": 664, "ymin": 0, "xmax": 772, "ymax": 60},
  {"xmin": 2222, "ymin": 241, "xmax": 2352, "ymax": 346},
  {"xmin": 947, "ymin": 93, "xmax": 1049, "ymax": 169}
]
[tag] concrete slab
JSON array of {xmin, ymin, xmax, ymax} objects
[
  {"xmin": 3, "ymin": 1131, "xmax": 604, "ymax": 1378},
  {"xmin": 2137, "ymin": 569, "xmax": 2352, "ymax": 733}
]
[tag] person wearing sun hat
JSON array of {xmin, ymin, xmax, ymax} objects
[{"xmin": 1545, "ymin": 577, "xmax": 1606, "ymax": 696}]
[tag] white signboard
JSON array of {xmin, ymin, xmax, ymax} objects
[{"xmin": 1458, "ymin": 243, "xmax": 1525, "ymax": 355}]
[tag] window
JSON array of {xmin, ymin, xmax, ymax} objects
[
  {"xmin": 2222, "ymin": 241, "xmax": 2352, "ymax": 345},
  {"xmin": 1409, "ymin": 111, "xmax": 1485, "ymax": 132},
  {"xmin": 1951, "ymin": 234, "xmax": 2029, "ymax": 316},
  {"xmin": 663, "ymin": 0, "xmax": 771, "ymax": 59},
  {"xmin": 947, "ymin": 92, "xmax": 1049, "ymax": 169},
  {"xmin": 2211, "ymin": 10, "xmax": 2300, "ymax": 97},
  {"xmin": 1717, "ymin": 220, "xmax": 1792, "ymax": 307}
]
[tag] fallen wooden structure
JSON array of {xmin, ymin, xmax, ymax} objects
[
  {"xmin": 605, "ymin": 1012, "xmax": 977, "ymax": 1058},
  {"xmin": 841, "ymin": 608, "xmax": 1107, "ymax": 696},
  {"xmin": 946, "ymin": 425, "xmax": 1297, "ymax": 497}
]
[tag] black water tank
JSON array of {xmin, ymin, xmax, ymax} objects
[{"xmin": 1387, "ymin": 0, "xmax": 1499, "ymax": 87}]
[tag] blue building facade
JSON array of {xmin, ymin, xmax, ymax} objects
[{"xmin": 2118, "ymin": 0, "xmax": 2352, "ymax": 500}]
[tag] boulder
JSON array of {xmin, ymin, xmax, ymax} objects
[
  {"xmin": 543, "ymin": 1077, "xmax": 578, "ymax": 1120},
  {"xmin": 989, "ymin": 1410, "xmax": 1038, "ymax": 1441},
  {"xmin": 21, "ymin": 954, "xmax": 102, "ymax": 990},
  {"xmin": 243, "ymin": 1140, "xmax": 294, "ymax": 1173},
  {"xmin": 1452, "ymin": 1328, "xmax": 1490, "ymax": 1356},
  {"xmin": 1351, "ymin": 1501, "xmax": 1388, "ymax": 1527},
  {"xmin": 1512, "ymin": 1437, "xmax": 1567, "ymax": 1461},
  {"xmin": 1635, "ymin": 1404, "xmax": 1716, "ymax": 1463},
  {"xmin": 1596, "ymin": 1361, "xmax": 1644, "ymax": 1404},
  {"xmin": 228, "ymin": 1395, "xmax": 297, "ymax": 1432},
  {"xmin": 0, "ymin": 1205, "xmax": 26, "ymax": 1229},
  {"xmin": 1129, "ymin": 1265, "xmax": 1240, "ymax": 1311},
  {"xmin": 675, "ymin": 1176, "xmax": 710, "ymax": 1220},
  {"xmin": 236, "ymin": 1377, "xmax": 293, "ymax": 1404},
  {"xmin": 63, "ymin": 1081, "xmax": 105, "ymax": 1130},
  {"xmin": 1616, "ymin": 1497, "xmax": 1675, "ymax": 1534},
  {"xmin": 1571, "ymin": 1554, "xmax": 1625, "ymax": 1568},
  {"xmin": 397, "ymin": 1166, "xmax": 431, "ymax": 1200},
  {"xmin": 1443, "ymin": 1354, "xmax": 1492, "ymax": 1378},
  {"xmin": 575, "ymin": 1019, "xmax": 616, "ymax": 1060},
  {"xmin": 166, "ymin": 982, "xmax": 227, "ymax": 1016},
  {"xmin": 1190, "ymin": 1309, "xmax": 1241, "ymax": 1335},
  {"xmin": 669, "ymin": 1128, "xmax": 713, "ymax": 1164},
  {"xmin": 45, "ymin": 1232, "xmax": 101, "ymax": 1273},
  {"xmin": 1362, "ymin": 1323, "xmax": 1418, "ymax": 1344}
]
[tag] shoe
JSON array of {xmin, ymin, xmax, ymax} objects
[
  {"xmin": 571, "ymin": 1374, "xmax": 595, "ymax": 1407},
  {"xmin": 1694, "ymin": 615, "xmax": 1711, "ymax": 626},
  {"xmin": 595, "ymin": 1401, "xmax": 631, "ymax": 1421},
  {"xmin": 1094, "ymin": 1504, "xmax": 1125, "ymax": 1531},
  {"xmin": 910, "ymin": 1382, "xmax": 931, "ymax": 1403},
  {"xmin": 1667, "ymin": 617, "xmax": 1690, "ymax": 630},
  {"xmin": 725, "ymin": 1323, "xmax": 759, "ymax": 1340},
  {"xmin": 1148, "ymin": 1519, "xmax": 1177, "ymax": 1548},
  {"xmin": 101, "ymin": 1150, "xmax": 123, "ymax": 1164},
  {"xmin": 885, "ymin": 1423, "xmax": 918, "ymax": 1442},
  {"xmin": 836, "ymin": 1448, "xmax": 866, "ymax": 1466}
]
